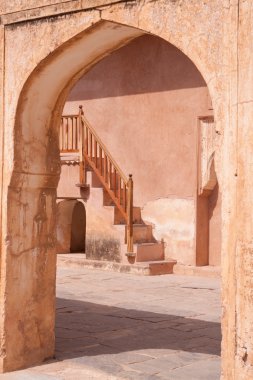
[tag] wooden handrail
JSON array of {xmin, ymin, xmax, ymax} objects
[
  {"xmin": 81, "ymin": 113, "xmax": 128, "ymax": 184},
  {"xmin": 127, "ymin": 174, "xmax": 133, "ymax": 253},
  {"xmin": 60, "ymin": 106, "xmax": 134, "ymax": 253}
]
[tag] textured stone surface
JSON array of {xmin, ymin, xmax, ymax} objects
[
  {"xmin": 0, "ymin": 0, "xmax": 251, "ymax": 378},
  {"xmin": 0, "ymin": 266, "xmax": 221, "ymax": 379}
]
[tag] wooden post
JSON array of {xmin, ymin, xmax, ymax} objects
[
  {"xmin": 127, "ymin": 174, "xmax": 133, "ymax": 253},
  {"xmin": 78, "ymin": 105, "xmax": 86, "ymax": 184}
]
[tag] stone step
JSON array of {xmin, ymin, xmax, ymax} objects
[
  {"xmin": 114, "ymin": 206, "xmax": 142, "ymax": 225},
  {"xmin": 87, "ymin": 163, "xmax": 124, "ymax": 190},
  {"xmin": 103, "ymin": 189, "xmax": 118, "ymax": 206},
  {"xmin": 57, "ymin": 253, "xmax": 176, "ymax": 276},
  {"xmin": 125, "ymin": 224, "xmax": 154, "ymax": 244},
  {"xmin": 135, "ymin": 242, "xmax": 165, "ymax": 262},
  {"xmin": 146, "ymin": 260, "xmax": 177, "ymax": 275},
  {"xmin": 173, "ymin": 264, "xmax": 221, "ymax": 278}
]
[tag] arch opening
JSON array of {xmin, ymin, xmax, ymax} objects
[
  {"xmin": 59, "ymin": 33, "xmax": 220, "ymax": 268},
  {"xmin": 2, "ymin": 18, "xmax": 220, "ymax": 373}
]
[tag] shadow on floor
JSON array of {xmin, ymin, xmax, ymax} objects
[{"xmin": 55, "ymin": 297, "xmax": 221, "ymax": 360}]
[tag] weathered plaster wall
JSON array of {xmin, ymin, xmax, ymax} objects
[
  {"xmin": 209, "ymin": 185, "xmax": 221, "ymax": 266},
  {"xmin": 58, "ymin": 165, "xmax": 123, "ymax": 261},
  {"xmin": 0, "ymin": 0, "xmax": 244, "ymax": 378},
  {"xmin": 84, "ymin": 179, "xmax": 122, "ymax": 262},
  {"xmin": 64, "ymin": 35, "xmax": 210, "ymax": 204},
  {"xmin": 56, "ymin": 199, "xmax": 76, "ymax": 253},
  {"xmin": 142, "ymin": 198, "xmax": 195, "ymax": 264},
  {"xmin": 58, "ymin": 162, "xmax": 80, "ymax": 199},
  {"xmin": 0, "ymin": 0, "xmax": 128, "ymax": 16},
  {"xmin": 0, "ymin": 0, "xmax": 68, "ymax": 14},
  {"xmin": 64, "ymin": 34, "xmax": 217, "ymax": 265}
]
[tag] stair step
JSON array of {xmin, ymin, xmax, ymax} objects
[
  {"xmin": 114, "ymin": 206, "xmax": 142, "ymax": 225},
  {"xmin": 125, "ymin": 224, "xmax": 153, "ymax": 244},
  {"xmin": 135, "ymin": 242, "xmax": 164, "ymax": 262},
  {"xmin": 143, "ymin": 260, "xmax": 177, "ymax": 275},
  {"xmin": 91, "ymin": 171, "xmax": 103, "ymax": 188},
  {"xmin": 87, "ymin": 161, "xmax": 121, "ymax": 189},
  {"xmin": 103, "ymin": 189, "xmax": 126, "ymax": 207}
]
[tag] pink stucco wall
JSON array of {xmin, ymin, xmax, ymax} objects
[
  {"xmin": 209, "ymin": 185, "xmax": 221, "ymax": 266},
  {"xmin": 62, "ymin": 34, "xmax": 220, "ymax": 266}
]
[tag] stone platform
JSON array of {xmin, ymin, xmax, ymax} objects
[
  {"xmin": 57, "ymin": 254, "xmax": 177, "ymax": 276},
  {"xmin": 173, "ymin": 264, "xmax": 220, "ymax": 279},
  {"xmin": 57, "ymin": 254, "xmax": 220, "ymax": 277}
]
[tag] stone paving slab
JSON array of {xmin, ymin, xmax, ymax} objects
[{"xmin": 0, "ymin": 267, "xmax": 221, "ymax": 379}]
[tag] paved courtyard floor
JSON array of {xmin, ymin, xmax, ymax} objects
[{"xmin": 1, "ymin": 266, "xmax": 221, "ymax": 380}]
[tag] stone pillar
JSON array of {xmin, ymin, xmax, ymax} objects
[
  {"xmin": 0, "ymin": 24, "xmax": 5, "ymax": 372},
  {"xmin": 233, "ymin": 1, "xmax": 253, "ymax": 378},
  {"xmin": 0, "ymin": 177, "xmax": 58, "ymax": 372},
  {"xmin": 221, "ymin": 1, "xmax": 239, "ymax": 378},
  {"xmin": 222, "ymin": 1, "xmax": 253, "ymax": 379}
]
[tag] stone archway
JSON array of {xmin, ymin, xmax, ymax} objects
[{"xmin": 0, "ymin": 18, "xmax": 221, "ymax": 373}]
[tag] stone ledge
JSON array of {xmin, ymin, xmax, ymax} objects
[
  {"xmin": 57, "ymin": 253, "xmax": 176, "ymax": 276},
  {"xmin": 173, "ymin": 264, "xmax": 221, "ymax": 278},
  {"xmin": 0, "ymin": 0, "xmax": 134, "ymax": 25}
]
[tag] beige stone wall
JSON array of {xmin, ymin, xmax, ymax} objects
[
  {"xmin": 0, "ymin": 0, "xmax": 251, "ymax": 379},
  {"xmin": 0, "ymin": 0, "xmax": 116, "ymax": 15},
  {"xmin": 232, "ymin": 2, "xmax": 253, "ymax": 379}
]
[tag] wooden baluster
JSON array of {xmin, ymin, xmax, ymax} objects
[
  {"xmin": 62, "ymin": 118, "xmax": 64, "ymax": 150},
  {"xmin": 78, "ymin": 105, "xmax": 85, "ymax": 184},
  {"xmin": 59, "ymin": 118, "xmax": 62, "ymax": 151},
  {"xmin": 123, "ymin": 183, "xmax": 126, "ymax": 212},
  {"xmin": 72, "ymin": 117, "xmax": 74, "ymax": 150},
  {"xmin": 68, "ymin": 117, "xmax": 71, "ymax": 150},
  {"xmin": 64, "ymin": 118, "xmax": 66, "ymax": 149},
  {"xmin": 66, "ymin": 117, "xmax": 69, "ymax": 150},
  {"xmin": 63, "ymin": 118, "xmax": 68, "ymax": 150},
  {"xmin": 109, "ymin": 162, "xmax": 112, "ymax": 189},
  {"xmin": 114, "ymin": 168, "xmax": 117, "ymax": 198},
  {"xmin": 68, "ymin": 118, "xmax": 70, "ymax": 150},
  {"xmin": 86, "ymin": 126, "xmax": 88, "ymax": 155},
  {"xmin": 75, "ymin": 117, "xmax": 78, "ymax": 150},
  {"xmin": 72, "ymin": 117, "xmax": 75, "ymax": 150},
  {"xmin": 89, "ymin": 132, "xmax": 93, "ymax": 159},
  {"xmin": 127, "ymin": 174, "xmax": 133, "ymax": 253},
  {"xmin": 76, "ymin": 117, "xmax": 79, "ymax": 151},
  {"xmin": 95, "ymin": 140, "xmax": 98, "ymax": 167},
  {"xmin": 99, "ymin": 146, "xmax": 103, "ymax": 175},
  {"xmin": 104, "ymin": 154, "xmax": 108, "ymax": 183},
  {"xmin": 83, "ymin": 122, "xmax": 87, "ymax": 159},
  {"xmin": 118, "ymin": 176, "xmax": 121, "ymax": 205}
]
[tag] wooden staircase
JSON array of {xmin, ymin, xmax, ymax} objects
[{"xmin": 60, "ymin": 106, "xmax": 176, "ymax": 273}]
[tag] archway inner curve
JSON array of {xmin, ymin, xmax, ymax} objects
[{"xmin": 3, "ymin": 19, "xmax": 217, "ymax": 372}]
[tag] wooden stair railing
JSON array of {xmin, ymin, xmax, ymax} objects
[{"xmin": 60, "ymin": 105, "xmax": 134, "ymax": 253}]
